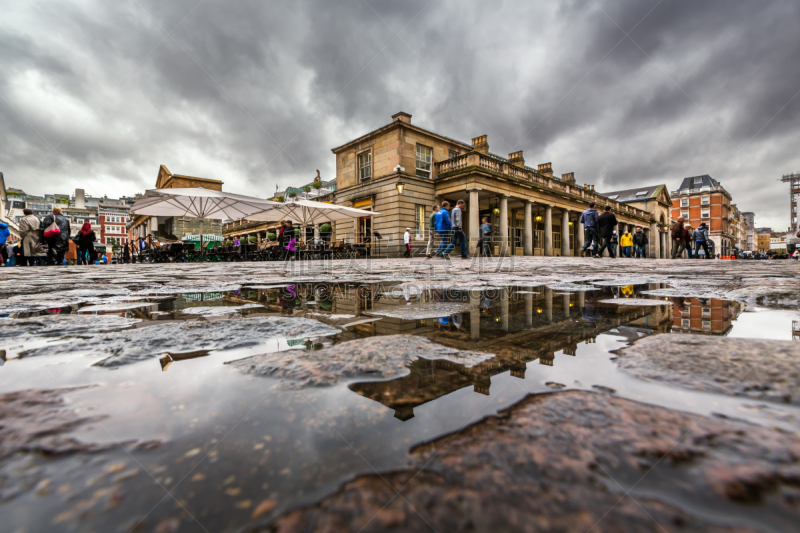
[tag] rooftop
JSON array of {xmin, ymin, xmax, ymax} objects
[{"xmin": 598, "ymin": 184, "xmax": 665, "ymax": 203}]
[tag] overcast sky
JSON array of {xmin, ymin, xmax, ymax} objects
[{"xmin": 2, "ymin": 0, "xmax": 799, "ymax": 229}]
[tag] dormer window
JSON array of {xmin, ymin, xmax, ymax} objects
[{"xmin": 635, "ymin": 190, "xmax": 647, "ymax": 197}]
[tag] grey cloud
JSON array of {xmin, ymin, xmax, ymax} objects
[{"xmin": 1, "ymin": 0, "xmax": 798, "ymax": 228}]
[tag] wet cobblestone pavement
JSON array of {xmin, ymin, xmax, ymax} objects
[{"xmin": 1, "ymin": 257, "xmax": 799, "ymax": 532}]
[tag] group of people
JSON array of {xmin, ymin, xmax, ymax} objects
[
  {"xmin": 419, "ymin": 200, "xmax": 472, "ymax": 259},
  {"xmin": 670, "ymin": 216, "xmax": 714, "ymax": 259},
  {"xmin": 579, "ymin": 203, "xmax": 649, "ymax": 258},
  {"xmin": 3, "ymin": 207, "xmax": 104, "ymax": 267}
]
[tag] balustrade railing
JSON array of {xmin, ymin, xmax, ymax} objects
[{"xmin": 434, "ymin": 154, "xmax": 651, "ymax": 220}]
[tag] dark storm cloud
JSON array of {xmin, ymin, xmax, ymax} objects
[{"xmin": 1, "ymin": 0, "xmax": 798, "ymax": 227}]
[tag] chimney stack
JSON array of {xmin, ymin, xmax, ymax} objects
[
  {"xmin": 391, "ymin": 111, "xmax": 412, "ymax": 124},
  {"xmin": 537, "ymin": 163, "xmax": 553, "ymax": 178},
  {"xmin": 471, "ymin": 135, "xmax": 489, "ymax": 154},
  {"xmin": 75, "ymin": 188, "xmax": 85, "ymax": 209},
  {"xmin": 508, "ymin": 151, "xmax": 525, "ymax": 167},
  {"xmin": 561, "ymin": 172, "xmax": 575, "ymax": 185}
]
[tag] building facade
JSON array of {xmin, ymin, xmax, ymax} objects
[
  {"xmin": 742, "ymin": 212, "xmax": 755, "ymax": 251},
  {"xmin": 99, "ymin": 201, "xmax": 131, "ymax": 247},
  {"xmin": 598, "ymin": 185, "xmax": 673, "ymax": 246},
  {"xmin": 330, "ymin": 112, "xmax": 663, "ymax": 258},
  {"xmin": 671, "ymin": 175, "xmax": 734, "ymax": 256}
]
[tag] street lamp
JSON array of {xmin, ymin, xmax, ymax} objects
[{"xmin": 396, "ymin": 181, "xmax": 405, "ymax": 195}]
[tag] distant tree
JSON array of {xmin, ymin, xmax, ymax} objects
[
  {"xmin": 277, "ymin": 195, "xmax": 285, "ymax": 203},
  {"xmin": 302, "ymin": 185, "xmax": 311, "ymax": 193},
  {"xmin": 288, "ymin": 191, "xmax": 297, "ymax": 198},
  {"xmin": 107, "ymin": 237, "xmax": 120, "ymax": 250},
  {"xmin": 312, "ymin": 181, "xmax": 322, "ymax": 190}
]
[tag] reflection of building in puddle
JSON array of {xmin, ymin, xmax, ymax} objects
[
  {"xmin": 670, "ymin": 298, "xmax": 741, "ymax": 335},
  {"xmin": 349, "ymin": 290, "xmax": 672, "ymax": 421},
  {"xmin": 793, "ymin": 321, "xmax": 800, "ymax": 341},
  {"xmin": 159, "ymin": 350, "xmax": 209, "ymax": 371}
]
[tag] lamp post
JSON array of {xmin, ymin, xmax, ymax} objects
[{"xmin": 396, "ymin": 181, "xmax": 405, "ymax": 195}]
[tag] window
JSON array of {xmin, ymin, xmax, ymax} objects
[
  {"xmin": 608, "ymin": 195, "xmax": 618, "ymax": 200},
  {"xmin": 681, "ymin": 198, "xmax": 688, "ymax": 207},
  {"xmin": 448, "ymin": 150, "xmax": 458, "ymax": 159},
  {"xmin": 701, "ymin": 209, "xmax": 710, "ymax": 218},
  {"xmin": 702, "ymin": 321, "xmax": 711, "ymax": 329},
  {"xmin": 681, "ymin": 211, "xmax": 689, "ymax": 219},
  {"xmin": 635, "ymin": 190, "xmax": 647, "ymax": 197},
  {"xmin": 416, "ymin": 144, "xmax": 432, "ymax": 179},
  {"xmin": 694, "ymin": 177, "xmax": 703, "ymax": 185},
  {"xmin": 415, "ymin": 205, "xmax": 424, "ymax": 236},
  {"xmin": 701, "ymin": 196, "xmax": 710, "ymax": 205},
  {"xmin": 702, "ymin": 307, "xmax": 711, "ymax": 318},
  {"xmin": 358, "ymin": 151, "xmax": 371, "ymax": 182},
  {"xmin": 681, "ymin": 319, "xmax": 690, "ymax": 328}
]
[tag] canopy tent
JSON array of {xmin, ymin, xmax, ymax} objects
[
  {"xmin": 245, "ymin": 199, "xmax": 378, "ymax": 225},
  {"xmin": 130, "ymin": 188, "xmax": 279, "ymax": 255},
  {"xmin": 245, "ymin": 199, "xmax": 380, "ymax": 248}
]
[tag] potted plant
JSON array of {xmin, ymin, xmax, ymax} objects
[
  {"xmin": 277, "ymin": 195, "xmax": 285, "ymax": 203},
  {"xmin": 288, "ymin": 191, "xmax": 297, "ymax": 199},
  {"xmin": 312, "ymin": 181, "xmax": 322, "ymax": 190},
  {"xmin": 267, "ymin": 232, "xmax": 276, "ymax": 241},
  {"xmin": 303, "ymin": 185, "xmax": 311, "ymax": 193}
]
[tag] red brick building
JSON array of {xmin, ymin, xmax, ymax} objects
[
  {"xmin": 671, "ymin": 175, "xmax": 733, "ymax": 256},
  {"xmin": 671, "ymin": 298, "xmax": 741, "ymax": 335},
  {"xmin": 99, "ymin": 202, "xmax": 131, "ymax": 248}
]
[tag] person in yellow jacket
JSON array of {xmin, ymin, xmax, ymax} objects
[{"xmin": 620, "ymin": 230, "xmax": 634, "ymax": 258}]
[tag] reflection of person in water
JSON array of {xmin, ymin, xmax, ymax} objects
[
  {"xmin": 620, "ymin": 285, "xmax": 634, "ymax": 297},
  {"xmin": 280, "ymin": 284, "xmax": 298, "ymax": 315},
  {"xmin": 581, "ymin": 302, "xmax": 599, "ymax": 323}
]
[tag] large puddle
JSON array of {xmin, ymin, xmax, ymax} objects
[{"xmin": 1, "ymin": 276, "xmax": 798, "ymax": 532}]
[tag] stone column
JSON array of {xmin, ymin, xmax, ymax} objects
[
  {"xmin": 544, "ymin": 206, "xmax": 553, "ymax": 256},
  {"xmin": 525, "ymin": 292, "xmax": 533, "ymax": 327},
  {"xmin": 563, "ymin": 293, "xmax": 570, "ymax": 318},
  {"xmin": 500, "ymin": 195, "xmax": 509, "ymax": 256},
  {"xmin": 577, "ymin": 290, "xmax": 585, "ymax": 308},
  {"xmin": 561, "ymin": 209, "xmax": 571, "ymax": 256},
  {"xmin": 577, "ymin": 220, "xmax": 585, "ymax": 252},
  {"xmin": 469, "ymin": 189, "xmax": 480, "ymax": 255},
  {"xmin": 314, "ymin": 225, "xmax": 320, "ymax": 242},
  {"xmin": 650, "ymin": 223, "xmax": 659, "ymax": 258},
  {"xmin": 501, "ymin": 288, "xmax": 509, "ymax": 331},
  {"xmin": 523, "ymin": 201, "xmax": 533, "ymax": 256},
  {"xmin": 545, "ymin": 287, "xmax": 553, "ymax": 322},
  {"xmin": 469, "ymin": 291, "xmax": 480, "ymax": 340}
]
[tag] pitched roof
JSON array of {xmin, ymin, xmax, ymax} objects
[
  {"xmin": 676, "ymin": 174, "xmax": 720, "ymax": 191},
  {"xmin": 598, "ymin": 184, "xmax": 664, "ymax": 202},
  {"xmin": 331, "ymin": 119, "xmax": 473, "ymax": 153}
]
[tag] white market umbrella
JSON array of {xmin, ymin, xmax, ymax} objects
[
  {"xmin": 130, "ymin": 188, "xmax": 280, "ymax": 254},
  {"xmin": 246, "ymin": 199, "xmax": 379, "ymax": 225},
  {"xmin": 245, "ymin": 199, "xmax": 380, "ymax": 245}
]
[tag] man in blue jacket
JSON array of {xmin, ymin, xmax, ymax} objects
[
  {"xmin": 579, "ymin": 203, "xmax": 599, "ymax": 257},
  {"xmin": 434, "ymin": 201, "xmax": 452, "ymax": 258},
  {"xmin": 0, "ymin": 221, "xmax": 9, "ymax": 266},
  {"xmin": 443, "ymin": 200, "xmax": 470, "ymax": 259}
]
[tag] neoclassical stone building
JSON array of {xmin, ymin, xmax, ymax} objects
[{"xmin": 331, "ymin": 112, "xmax": 668, "ymax": 257}]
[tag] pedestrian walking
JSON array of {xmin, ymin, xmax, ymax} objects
[
  {"xmin": 670, "ymin": 216, "xmax": 687, "ymax": 259},
  {"xmin": 17, "ymin": 209, "xmax": 41, "ymax": 267},
  {"xmin": 611, "ymin": 230, "xmax": 619, "ymax": 256},
  {"xmin": 0, "ymin": 221, "xmax": 9, "ymax": 266},
  {"xmin": 425, "ymin": 205, "xmax": 439, "ymax": 258},
  {"xmin": 476, "ymin": 216, "xmax": 493, "ymax": 257},
  {"xmin": 692, "ymin": 222, "xmax": 711, "ymax": 259},
  {"xmin": 579, "ymin": 202, "xmax": 600, "ymax": 257},
  {"xmin": 620, "ymin": 229, "xmax": 633, "ymax": 258},
  {"xmin": 443, "ymin": 200, "xmax": 469, "ymax": 259},
  {"xmin": 41, "ymin": 207, "xmax": 71, "ymax": 266},
  {"xmin": 65, "ymin": 237, "xmax": 78, "ymax": 265},
  {"xmin": 403, "ymin": 227, "xmax": 412, "ymax": 257},
  {"xmin": 434, "ymin": 201, "xmax": 452, "ymax": 259},
  {"xmin": 595, "ymin": 206, "xmax": 618, "ymax": 258},
  {"xmin": 282, "ymin": 220, "xmax": 296, "ymax": 260},
  {"xmin": 684, "ymin": 225, "xmax": 694, "ymax": 259},
  {"xmin": 74, "ymin": 222, "xmax": 96, "ymax": 265},
  {"xmin": 633, "ymin": 227, "xmax": 648, "ymax": 258}
]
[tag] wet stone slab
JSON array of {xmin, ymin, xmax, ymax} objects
[
  {"xmin": 265, "ymin": 391, "xmax": 800, "ymax": 533},
  {"xmin": 229, "ymin": 335, "xmax": 494, "ymax": 389},
  {"xmin": 617, "ymin": 334, "xmax": 800, "ymax": 405},
  {"xmin": 18, "ymin": 317, "xmax": 340, "ymax": 367}
]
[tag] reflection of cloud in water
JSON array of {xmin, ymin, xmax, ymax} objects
[
  {"xmin": 178, "ymin": 304, "xmax": 265, "ymax": 316},
  {"xmin": 366, "ymin": 301, "xmax": 473, "ymax": 320},
  {"xmin": 18, "ymin": 317, "xmax": 339, "ymax": 368}
]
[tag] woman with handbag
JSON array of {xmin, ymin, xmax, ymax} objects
[
  {"xmin": 74, "ymin": 222, "xmax": 96, "ymax": 265},
  {"xmin": 40, "ymin": 207, "xmax": 71, "ymax": 265}
]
